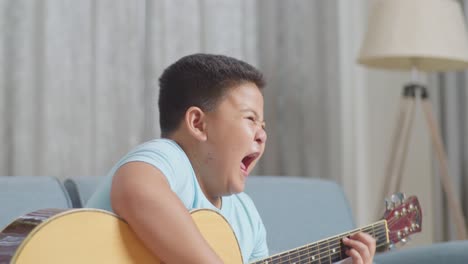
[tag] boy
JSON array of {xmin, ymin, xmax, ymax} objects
[{"xmin": 86, "ymin": 54, "xmax": 375, "ymax": 263}]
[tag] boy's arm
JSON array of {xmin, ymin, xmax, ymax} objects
[{"xmin": 110, "ymin": 161, "xmax": 223, "ymax": 264}]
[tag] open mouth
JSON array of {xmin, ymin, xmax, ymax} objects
[{"xmin": 240, "ymin": 152, "xmax": 260, "ymax": 174}]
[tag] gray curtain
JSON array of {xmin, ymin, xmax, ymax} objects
[
  {"xmin": 256, "ymin": 0, "xmax": 341, "ymax": 181},
  {"xmin": 429, "ymin": 0, "xmax": 468, "ymax": 242},
  {"xmin": 1, "ymin": 0, "xmax": 340, "ymax": 182},
  {"xmin": 431, "ymin": 71, "xmax": 468, "ymax": 241}
]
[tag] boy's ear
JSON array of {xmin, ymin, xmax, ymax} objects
[{"xmin": 185, "ymin": 106, "xmax": 207, "ymax": 141}]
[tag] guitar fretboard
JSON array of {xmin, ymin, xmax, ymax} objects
[{"xmin": 252, "ymin": 220, "xmax": 389, "ymax": 264}]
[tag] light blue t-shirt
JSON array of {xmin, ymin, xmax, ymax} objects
[{"xmin": 86, "ymin": 139, "xmax": 269, "ymax": 263}]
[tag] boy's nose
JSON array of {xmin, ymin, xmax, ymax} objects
[{"xmin": 255, "ymin": 128, "xmax": 267, "ymax": 144}]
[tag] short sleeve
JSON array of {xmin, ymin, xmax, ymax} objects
[
  {"xmin": 86, "ymin": 139, "xmax": 196, "ymax": 211},
  {"xmin": 248, "ymin": 218, "xmax": 269, "ymax": 262},
  {"xmin": 122, "ymin": 146, "xmax": 178, "ymax": 190},
  {"xmin": 117, "ymin": 139, "xmax": 195, "ymax": 206}
]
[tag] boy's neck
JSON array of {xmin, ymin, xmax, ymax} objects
[{"xmin": 165, "ymin": 132, "xmax": 223, "ymax": 209}]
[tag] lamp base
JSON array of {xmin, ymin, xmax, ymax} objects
[{"xmin": 380, "ymin": 83, "xmax": 467, "ymax": 240}]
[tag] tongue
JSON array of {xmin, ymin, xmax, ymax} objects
[{"xmin": 240, "ymin": 162, "xmax": 247, "ymax": 171}]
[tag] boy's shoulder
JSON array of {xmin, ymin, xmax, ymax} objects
[
  {"xmin": 134, "ymin": 138, "xmax": 179, "ymax": 151},
  {"xmin": 128, "ymin": 138, "xmax": 188, "ymax": 161}
]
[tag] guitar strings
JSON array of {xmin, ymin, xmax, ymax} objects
[
  {"xmin": 304, "ymin": 225, "xmax": 387, "ymax": 250},
  {"xmin": 266, "ymin": 227, "xmax": 403, "ymax": 264},
  {"xmin": 260, "ymin": 237, "xmax": 394, "ymax": 264},
  {"xmin": 263, "ymin": 241, "xmax": 391, "ymax": 264},
  {"xmin": 263, "ymin": 237, "xmax": 391, "ymax": 264},
  {"xmin": 271, "ymin": 233, "xmax": 388, "ymax": 263},
  {"xmin": 260, "ymin": 217, "xmax": 416, "ymax": 264},
  {"xmin": 268, "ymin": 226, "xmax": 387, "ymax": 259},
  {"xmin": 267, "ymin": 221, "xmax": 396, "ymax": 261},
  {"xmin": 265, "ymin": 227, "xmax": 389, "ymax": 263}
]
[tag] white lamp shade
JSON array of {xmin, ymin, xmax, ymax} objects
[{"xmin": 358, "ymin": 0, "xmax": 468, "ymax": 72}]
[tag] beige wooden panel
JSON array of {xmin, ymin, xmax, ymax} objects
[
  {"xmin": 94, "ymin": 0, "xmax": 147, "ymax": 176},
  {"xmin": 39, "ymin": 0, "xmax": 95, "ymax": 177}
]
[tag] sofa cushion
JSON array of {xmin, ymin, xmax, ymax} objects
[
  {"xmin": 64, "ymin": 176, "xmax": 106, "ymax": 208},
  {"xmin": 244, "ymin": 176, "xmax": 355, "ymax": 254}
]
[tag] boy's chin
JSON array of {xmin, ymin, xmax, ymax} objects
[{"xmin": 229, "ymin": 181, "xmax": 246, "ymax": 194}]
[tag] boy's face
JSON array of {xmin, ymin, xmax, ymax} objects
[{"xmin": 201, "ymin": 82, "xmax": 267, "ymax": 196}]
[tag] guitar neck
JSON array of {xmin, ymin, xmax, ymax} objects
[{"xmin": 252, "ymin": 220, "xmax": 389, "ymax": 264}]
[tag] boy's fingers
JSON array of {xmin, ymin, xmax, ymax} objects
[
  {"xmin": 343, "ymin": 234, "xmax": 373, "ymax": 263},
  {"xmin": 351, "ymin": 232, "xmax": 377, "ymax": 257},
  {"xmin": 345, "ymin": 248, "xmax": 363, "ymax": 264}
]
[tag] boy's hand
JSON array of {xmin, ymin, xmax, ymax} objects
[{"xmin": 342, "ymin": 232, "xmax": 376, "ymax": 264}]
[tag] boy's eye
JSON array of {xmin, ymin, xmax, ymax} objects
[{"xmin": 247, "ymin": 116, "xmax": 256, "ymax": 122}]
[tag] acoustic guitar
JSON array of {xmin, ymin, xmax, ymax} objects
[{"xmin": 0, "ymin": 193, "xmax": 421, "ymax": 264}]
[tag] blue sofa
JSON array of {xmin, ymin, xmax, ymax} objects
[
  {"xmin": 1, "ymin": 175, "xmax": 467, "ymax": 263},
  {"xmin": 0, "ymin": 176, "xmax": 72, "ymax": 229}
]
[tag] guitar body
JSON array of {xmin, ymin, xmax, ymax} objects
[
  {"xmin": 0, "ymin": 208, "xmax": 243, "ymax": 264},
  {"xmin": 0, "ymin": 194, "xmax": 422, "ymax": 264}
]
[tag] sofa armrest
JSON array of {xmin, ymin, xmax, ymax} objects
[{"xmin": 374, "ymin": 240, "xmax": 468, "ymax": 264}]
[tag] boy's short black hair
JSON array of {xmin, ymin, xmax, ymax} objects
[{"xmin": 158, "ymin": 53, "xmax": 265, "ymax": 137}]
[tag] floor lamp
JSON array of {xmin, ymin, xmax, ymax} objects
[{"xmin": 357, "ymin": 0, "xmax": 468, "ymax": 240}]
